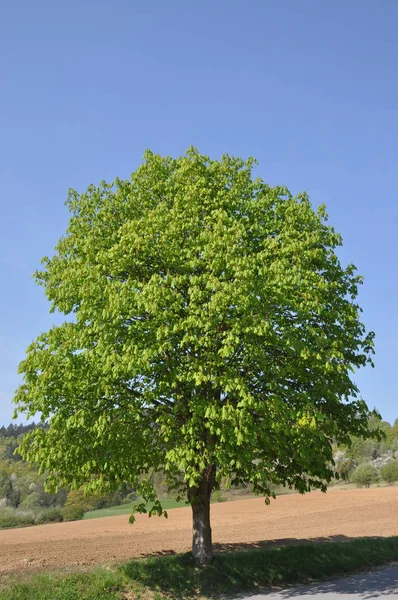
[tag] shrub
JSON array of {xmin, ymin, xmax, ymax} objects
[
  {"xmin": 7, "ymin": 486, "xmax": 20, "ymax": 508},
  {"xmin": 381, "ymin": 460, "xmax": 398, "ymax": 485},
  {"xmin": 62, "ymin": 504, "xmax": 85, "ymax": 522},
  {"xmin": 0, "ymin": 506, "xmax": 64, "ymax": 528},
  {"xmin": 19, "ymin": 491, "xmax": 44, "ymax": 509},
  {"xmin": 333, "ymin": 452, "xmax": 356, "ymax": 480},
  {"xmin": 0, "ymin": 507, "xmax": 20, "ymax": 528},
  {"xmin": 0, "ymin": 477, "xmax": 21, "ymax": 508},
  {"xmin": 92, "ymin": 491, "xmax": 123, "ymax": 510},
  {"xmin": 61, "ymin": 488, "xmax": 95, "ymax": 521},
  {"xmin": 0, "ymin": 507, "xmax": 35, "ymax": 528},
  {"xmin": 34, "ymin": 507, "xmax": 63, "ymax": 524},
  {"xmin": 61, "ymin": 488, "xmax": 124, "ymax": 520},
  {"xmin": 351, "ymin": 464, "xmax": 379, "ymax": 488},
  {"xmin": 212, "ymin": 490, "xmax": 227, "ymax": 503}
]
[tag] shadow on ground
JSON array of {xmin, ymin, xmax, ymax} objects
[
  {"xmin": 121, "ymin": 536, "xmax": 398, "ymax": 600},
  {"xmin": 214, "ymin": 535, "xmax": 355, "ymax": 553},
  {"xmin": 143, "ymin": 535, "xmax": 355, "ymax": 558}
]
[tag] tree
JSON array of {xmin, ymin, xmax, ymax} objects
[
  {"xmin": 15, "ymin": 149, "xmax": 377, "ymax": 564},
  {"xmin": 62, "ymin": 489, "xmax": 95, "ymax": 521},
  {"xmin": 0, "ymin": 474, "xmax": 20, "ymax": 507},
  {"xmin": 381, "ymin": 461, "xmax": 398, "ymax": 484},
  {"xmin": 351, "ymin": 464, "xmax": 379, "ymax": 488},
  {"xmin": 3, "ymin": 439, "xmax": 22, "ymax": 462},
  {"xmin": 19, "ymin": 491, "xmax": 44, "ymax": 509}
]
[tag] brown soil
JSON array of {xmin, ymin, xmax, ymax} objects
[{"xmin": 0, "ymin": 487, "xmax": 397, "ymax": 575}]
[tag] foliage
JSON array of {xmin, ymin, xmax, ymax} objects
[
  {"xmin": 0, "ymin": 423, "xmax": 69, "ymax": 525},
  {"xmin": 2, "ymin": 481, "xmax": 20, "ymax": 508},
  {"xmin": 0, "ymin": 426, "xmax": 129, "ymax": 527},
  {"xmin": 83, "ymin": 497, "xmax": 184, "ymax": 520},
  {"xmin": 334, "ymin": 454, "xmax": 356, "ymax": 480},
  {"xmin": 0, "ymin": 458, "xmax": 66, "ymax": 513},
  {"xmin": 0, "ymin": 422, "xmax": 47, "ymax": 439},
  {"xmin": 211, "ymin": 489, "xmax": 226, "ymax": 503},
  {"xmin": 2, "ymin": 538, "xmax": 398, "ymax": 599},
  {"xmin": 62, "ymin": 504, "xmax": 85, "ymax": 522},
  {"xmin": 351, "ymin": 464, "xmax": 379, "ymax": 488},
  {"xmin": 19, "ymin": 491, "xmax": 44, "ymax": 509},
  {"xmin": 3, "ymin": 439, "xmax": 21, "ymax": 462},
  {"xmin": 1, "ymin": 410, "xmax": 397, "ymax": 531},
  {"xmin": 14, "ymin": 149, "xmax": 377, "ymax": 559},
  {"xmin": 60, "ymin": 488, "xmax": 124, "ymax": 521},
  {"xmin": 381, "ymin": 460, "xmax": 398, "ymax": 485},
  {"xmin": 62, "ymin": 489, "xmax": 95, "ymax": 521},
  {"xmin": 0, "ymin": 506, "xmax": 63, "ymax": 528},
  {"xmin": 0, "ymin": 507, "xmax": 35, "ymax": 528},
  {"xmin": 334, "ymin": 415, "xmax": 398, "ymax": 486},
  {"xmin": 33, "ymin": 507, "xmax": 63, "ymax": 524}
]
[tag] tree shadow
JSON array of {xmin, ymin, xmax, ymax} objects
[
  {"xmin": 213, "ymin": 534, "xmax": 353, "ymax": 553},
  {"xmin": 142, "ymin": 535, "xmax": 354, "ymax": 558},
  {"xmin": 121, "ymin": 535, "xmax": 398, "ymax": 600}
]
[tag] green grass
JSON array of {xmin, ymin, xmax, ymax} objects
[
  {"xmin": 83, "ymin": 498, "xmax": 185, "ymax": 520},
  {"xmin": 1, "ymin": 537, "xmax": 398, "ymax": 599}
]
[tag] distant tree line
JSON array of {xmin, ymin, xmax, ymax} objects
[{"xmin": 0, "ymin": 422, "xmax": 48, "ymax": 439}]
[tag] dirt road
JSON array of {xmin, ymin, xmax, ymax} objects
[{"xmin": 0, "ymin": 487, "xmax": 397, "ymax": 574}]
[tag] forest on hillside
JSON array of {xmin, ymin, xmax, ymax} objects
[
  {"xmin": 1, "ymin": 416, "xmax": 398, "ymax": 529},
  {"xmin": 0, "ymin": 423, "xmax": 137, "ymax": 527}
]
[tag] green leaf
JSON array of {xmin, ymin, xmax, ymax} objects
[{"xmin": 13, "ymin": 148, "xmax": 376, "ymax": 562}]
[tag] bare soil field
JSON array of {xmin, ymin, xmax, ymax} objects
[{"xmin": 0, "ymin": 487, "xmax": 397, "ymax": 575}]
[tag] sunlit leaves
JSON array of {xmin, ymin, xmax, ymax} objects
[{"xmin": 14, "ymin": 148, "xmax": 376, "ymax": 511}]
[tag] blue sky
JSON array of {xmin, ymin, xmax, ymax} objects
[{"xmin": 1, "ymin": 0, "xmax": 397, "ymax": 426}]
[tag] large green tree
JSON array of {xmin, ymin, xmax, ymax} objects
[{"xmin": 15, "ymin": 149, "xmax": 376, "ymax": 564}]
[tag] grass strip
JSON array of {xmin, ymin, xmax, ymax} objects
[
  {"xmin": 1, "ymin": 536, "xmax": 398, "ymax": 599},
  {"xmin": 83, "ymin": 498, "xmax": 185, "ymax": 520}
]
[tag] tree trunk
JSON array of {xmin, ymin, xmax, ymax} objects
[{"xmin": 188, "ymin": 466, "xmax": 216, "ymax": 565}]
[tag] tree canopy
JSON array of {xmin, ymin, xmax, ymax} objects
[{"xmin": 15, "ymin": 148, "xmax": 376, "ymax": 563}]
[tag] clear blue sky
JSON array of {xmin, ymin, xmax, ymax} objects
[{"xmin": 1, "ymin": 1, "xmax": 397, "ymax": 426}]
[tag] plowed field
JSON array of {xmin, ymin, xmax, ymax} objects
[{"xmin": 1, "ymin": 487, "xmax": 397, "ymax": 574}]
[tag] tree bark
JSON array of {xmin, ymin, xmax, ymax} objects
[{"xmin": 188, "ymin": 466, "xmax": 216, "ymax": 565}]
